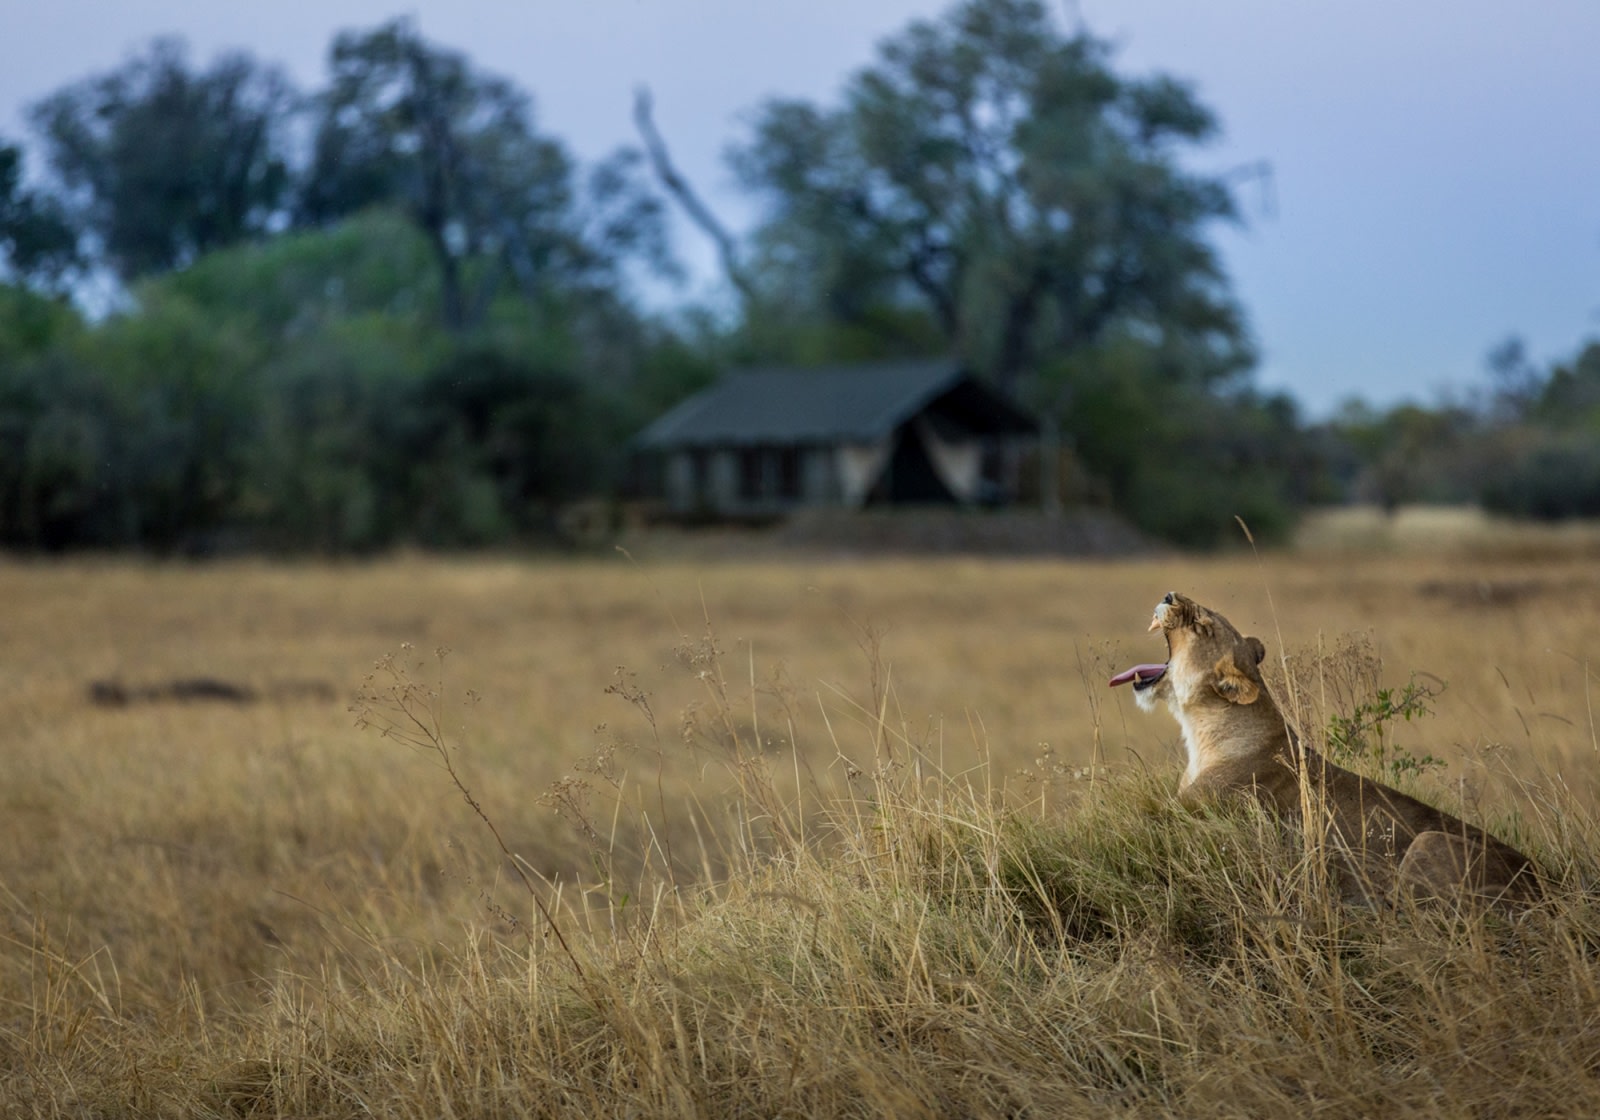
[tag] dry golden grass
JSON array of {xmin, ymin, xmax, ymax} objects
[
  {"xmin": 2, "ymin": 542, "xmax": 1600, "ymax": 1116},
  {"xmin": 1296, "ymin": 504, "xmax": 1600, "ymax": 558}
]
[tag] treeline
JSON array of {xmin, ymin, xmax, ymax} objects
[
  {"xmin": 0, "ymin": 214, "xmax": 714, "ymax": 551},
  {"xmin": 0, "ymin": 19, "xmax": 717, "ymax": 552},
  {"xmin": 1329, "ymin": 337, "xmax": 1600, "ymax": 521},
  {"xmin": 0, "ymin": 0, "xmax": 1591, "ymax": 553}
]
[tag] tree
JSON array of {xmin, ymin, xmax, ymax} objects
[
  {"xmin": 728, "ymin": 0, "xmax": 1250, "ymax": 396},
  {"xmin": 300, "ymin": 19, "xmax": 671, "ymax": 332},
  {"xmin": 29, "ymin": 39, "xmax": 296, "ymax": 280},
  {"xmin": 1533, "ymin": 340, "xmax": 1600, "ymax": 429},
  {"xmin": 0, "ymin": 141, "xmax": 80, "ymax": 291},
  {"xmin": 1484, "ymin": 334, "xmax": 1543, "ymax": 423},
  {"xmin": 1476, "ymin": 338, "xmax": 1600, "ymax": 521}
]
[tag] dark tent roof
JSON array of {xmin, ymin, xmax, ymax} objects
[{"xmin": 633, "ymin": 358, "xmax": 1035, "ymax": 448}]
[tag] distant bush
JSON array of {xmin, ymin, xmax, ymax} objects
[
  {"xmin": 1060, "ymin": 345, "xmax": 1311, "ymax": 548},
  {"xmin": 0, "ymin": 356, "xmax": 123, "ymax": 549},
  {"xmin": 399, "ymin": 348, "xmax": 614, "ymax": 547},
  {"xmin": 0, "ymin": 330, "xmax": 642, "ymax": 552},
  {"xmin": 1480, "ymin": 437, "xmax": 1600, "ymax": 520}
]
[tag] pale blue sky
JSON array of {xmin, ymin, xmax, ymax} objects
[{"xmin": 3, "ymin": 0, "xmax": 1597, "ymax": 417}]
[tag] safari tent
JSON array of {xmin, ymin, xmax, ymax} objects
[{"xmin": 631, "ymin": 358, "xmax": 1037, "ymax": 517}]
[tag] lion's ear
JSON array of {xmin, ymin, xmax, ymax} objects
[
  {"xmin": 1211, "ymin": 654, "xmax": 1261, "ymax": 705},
  {"xmin": 1245, "ymin": 636, "xmax": 1266, "ymax": 666}
]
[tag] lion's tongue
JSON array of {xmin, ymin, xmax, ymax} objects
[{"xmin": 1108, "ymin": 663, "xmax": 1167, "ymax": 688}]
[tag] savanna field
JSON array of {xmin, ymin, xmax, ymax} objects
[{"xmin": 6, "ymin": 515, "xmax": 1600, "ymax": 1117}]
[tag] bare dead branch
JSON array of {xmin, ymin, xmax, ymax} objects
[{"xmin": 632, "ymin": 86, "xmax": 756, "ymax": 305}]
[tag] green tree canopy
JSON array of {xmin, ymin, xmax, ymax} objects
[
  {"xmin": 29, "ymin": 39, "xmax": 296, "ymax": 279},
  {"xmin": 1476, "ymin": 338, "xmax": 1600, "ymax": 521},
  {"xmin": 728, "ymin": 0, "xmax": 1251, "ymax": 395},
  {"xmin": 1533, "ymin": 340, "xmax": 1600, "ymax": 429},
  {"xmin": 0, "ymin": 141, "xmax": 80, "ymax": 291},
  {"xmin": 300, "ymin": 19, "xmax": 672, "ymax": 332},
  {"xmin": 154, "ymin": 207, "xmax": 440, "ymax": 343}
]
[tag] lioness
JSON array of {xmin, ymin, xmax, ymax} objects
[{"xmin": 1110, "ymin": 592, "xmax": 1540, "ymax": 907}]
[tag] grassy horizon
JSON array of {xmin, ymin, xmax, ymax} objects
[{"xmin": 3, "ymin": 548, "xmax": 1599, "ymax": 1116}]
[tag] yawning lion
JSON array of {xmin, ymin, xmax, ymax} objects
[{"xmin": 1111, "ymin": 592, "xmax": 1540, "ymax": 907}]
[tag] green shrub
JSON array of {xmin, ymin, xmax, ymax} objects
[{"xmin": 1480, "ymin": 436, "xmax": 1600, "ymax": 520}]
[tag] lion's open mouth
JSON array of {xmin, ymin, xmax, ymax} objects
[{"xmin": 1109, "ymin": 663, "xmax": 1167, "ymax": 691}]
